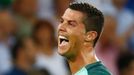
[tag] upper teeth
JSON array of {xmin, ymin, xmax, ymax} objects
[{"xmin": 59, "ymin": 36, "xmax": 67, "ymax": 40}]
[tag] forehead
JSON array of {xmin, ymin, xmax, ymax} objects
[{"xmin": 62, "ymin": 8, "xmax": 85, "ymax": 22}]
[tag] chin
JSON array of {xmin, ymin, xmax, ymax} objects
[
  {"xmin": 58, "ymin": 47, "xmax": 70, "ymax": 56},
  {"xmin": 58, "ymin": 47, "xmax": 76, "ymax": 60}
]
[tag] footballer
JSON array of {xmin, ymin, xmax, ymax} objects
[{"xmin": 58, "ymin": 2, "xmax": 111, "ymax": 75}]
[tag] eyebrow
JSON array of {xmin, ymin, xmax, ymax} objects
[{"xmin": 61, "ymin": 17, "xmax": 78, "ymax": 24}]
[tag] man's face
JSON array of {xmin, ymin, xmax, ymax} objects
[
  {"xmin": 58, "ymin": 8, "xmax": 86, "ymax": 57},
  {"xmin": 35, "ymin": 26, "xmax": 52, "ymax": 43},
  {"xmin": 0, "ymin": 12, "xmax": 15, "ymax": 36}
]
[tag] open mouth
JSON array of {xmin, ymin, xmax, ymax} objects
[{"xmin": 59, "ymin": 36, "xmax": 69, "ymax": 45}]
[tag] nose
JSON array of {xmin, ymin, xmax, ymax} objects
[{"xmin": 58, "ymin": 23, "xmax": 67, "ymax": 32}]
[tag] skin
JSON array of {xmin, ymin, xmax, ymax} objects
[
  {"xmin": 58, "ymin": 8, "xmax": 98, "ymax": 74},
  {"xmin": 16, "ymin": 38, "xmax": 36, "ymax": 71},
  {"xmin": 0, "ymin": 11, "xmax": 16, "ymax": 42},
  {"xmin": 35, "ymin": 25, "xmax": 54, "ymax": 56}
]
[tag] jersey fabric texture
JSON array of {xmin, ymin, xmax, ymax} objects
[{"xmin": 74, "ymin": 61, "xmax": 111, "ymax": 75}]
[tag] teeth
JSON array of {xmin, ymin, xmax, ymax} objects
[
  {"xmin": 59, "ymin": 36, "xmax": 67, "ymax": 40},
  {"xmin": 59, "ymin": 35, "xmax": 69, "ymax": 44}
]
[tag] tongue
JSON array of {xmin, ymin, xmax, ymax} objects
[{"xmin": 61, "ymin": 40, "xmax": 68, "ymax": 46}]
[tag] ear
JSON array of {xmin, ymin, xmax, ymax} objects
[{"xmin": 84, "ymin": 31, "xmax": 97, "ymax": 42}]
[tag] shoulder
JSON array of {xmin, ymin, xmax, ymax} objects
[
  {"xmin": 87, "ymin": 69, "xmax": 111, "ymax": 75},
  {"xmin": 86, "ymin": 62, "xmax": 112, "ymax": 75}
]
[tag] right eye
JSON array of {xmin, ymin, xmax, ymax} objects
[{"xmin": 59, "ymin": 18, "xmax": 64, "ymax": 23}]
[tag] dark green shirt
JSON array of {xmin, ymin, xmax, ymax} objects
[{"xmin": 74, "ymin": 61, "xmax": 111, "ymax": 75}]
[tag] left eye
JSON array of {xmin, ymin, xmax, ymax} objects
[{"xmin": 68, "ymin": 21, "xmax": 75, "ymax": 26}]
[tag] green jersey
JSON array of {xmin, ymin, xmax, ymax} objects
[{"xmin": 74, "ymin": 61, "xmax": 111, "ymax": 75}]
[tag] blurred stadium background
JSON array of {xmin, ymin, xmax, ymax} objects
[{"xmin": 0, "ymin": 0, "xmax": 134, "ymax": 75}]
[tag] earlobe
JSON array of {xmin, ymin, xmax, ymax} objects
[{"xmin": 85, "ymin": 31, "xmax": 97, "ymax": 42}]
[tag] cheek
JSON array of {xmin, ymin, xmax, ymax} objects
[
  {"xmin": 70, "ymin": 26, "xmax": 85, "ymax": 38},
  {"xmin": 66, "ymin": 23, "xmax": 85, "ymax": 43},
  {"xmin": 69, "ymin": 28, "xmax": 85, "ymax": 44}
]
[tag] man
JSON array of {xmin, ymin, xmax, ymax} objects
[
  {"xmin": 5, "ymin": 38, "xmax": 36, "ymax": 75},
  {"xmin": 57, "ymin": 2, "xmax": 111, "ymax": 75},
  {"xmin": 6, "ymin": 38, "xmax": 50, "ymax": 75},
  {"xmin": 0, "ymin": 11, "xmax": 16, "ymax": 75}
]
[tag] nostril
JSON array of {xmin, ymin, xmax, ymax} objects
[
  {"xmin": 59, "ymin": 28, "xmax": 65, "ymax": 31},
  {"xmin": 59, "ymin": 27, "xmax": 67, "ymax": 32},
  {"xmin": 58, "ymin": 23, "xmax": 67, "ymax": 32}
]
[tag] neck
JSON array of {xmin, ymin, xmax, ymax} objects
[{"xmin": 68, "ymin": 46, "xmax": 97, "ymax": 74}]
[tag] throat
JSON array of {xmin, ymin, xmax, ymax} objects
[
  {"xmin": 68, "ymin": 54, "xmax": 85, "ymax": 75},
  {"xmin": 68, "ymin": 50, "xmax": 97, "ymax": 75}
]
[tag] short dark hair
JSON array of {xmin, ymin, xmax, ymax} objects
[{"xmin": 69, "ymin": 2, "xmax": 104, "ymax": 46}]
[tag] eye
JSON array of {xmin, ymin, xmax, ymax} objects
[
  {"xmin": 68, "ymin": 21, "xmax": 76, "ymax": 27},
  {"xmin": 59, "ymin": 18, "xmax": 64, "ymax": 23}
]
